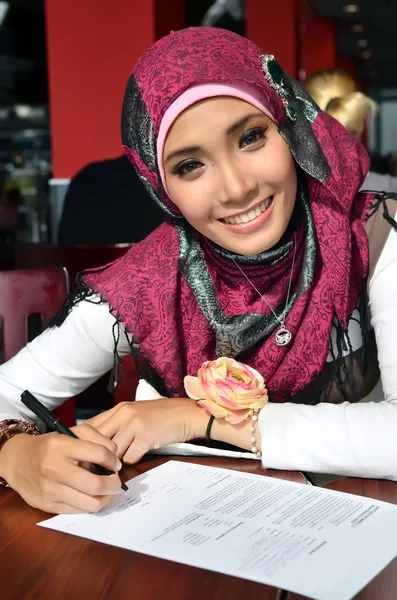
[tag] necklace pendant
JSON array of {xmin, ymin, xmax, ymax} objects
[{"xmin": 275, "ymin": 325, "xmax": 292, "ymax": 346}]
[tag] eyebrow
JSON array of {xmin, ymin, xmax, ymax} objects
[
  {"xmin": 226, "ymin": 112, "xmax": 262, "ymax": 135},
  {"xmin": 164, "ymin": 112, "xmax": 263, "ymax": 165},
  {"xmin": 165, "ymin": 145, "xmax": 201, "ymax": 165}
]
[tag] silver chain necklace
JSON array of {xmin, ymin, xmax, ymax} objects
[{"xmin": 231, "ymin": 232, "xmax": 297, "ymax": 346}]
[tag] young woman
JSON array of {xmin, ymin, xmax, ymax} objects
[{"xmin": 0, "ymin": 27, "xmax": 396, "ymax": 515}]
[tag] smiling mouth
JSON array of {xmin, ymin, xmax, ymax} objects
[{"xmin": 220, "ymin": 197, "xmax": 273, "ymax": 225}]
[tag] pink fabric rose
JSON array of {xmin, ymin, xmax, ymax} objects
[{"xmin": 184, "ymin": 357, "xmax": 268, "ymax": 424}]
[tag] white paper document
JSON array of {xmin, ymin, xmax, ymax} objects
[{"xmin": 39, "ymin": 461, "xmax": 397, "ymax": 600}]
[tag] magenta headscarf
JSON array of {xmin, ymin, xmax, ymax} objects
[{"xmin": 77, "ymin": 27, "xmax": 375, "ymax": 402}]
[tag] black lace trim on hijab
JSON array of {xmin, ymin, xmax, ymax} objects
[
  {"xmin": 47, "ymin": 267, "xmax": 104, "ymax": 329},
  {"xmin": 366, "ymin": 191, "xmax": 397, "ymax": 225},
  {"xmin": 300, "ymin": 191, "xmax": 397, "ymax": 404},
  {"xmin": 123, "ymin": 330, "xmax": 169, "ymax": 397},
  {"xmin": 327, "ymin": 194, "xmax": 397, "ymax": 403},
  {"xmin": 330, "ymin": 278, "xmax": 369, "ymax": 401}
]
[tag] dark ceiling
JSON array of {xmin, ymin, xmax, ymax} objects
[
  {"xmin": 0, "ymin": 0, "xmax": 47, "ymax": 104},
  {"xmin": 0, "ymin": 0, "xmax": 396, "ymax": 106},
  {"xmin": 309, "ymin": 0, "xmax": 397, "ymax": 89}
]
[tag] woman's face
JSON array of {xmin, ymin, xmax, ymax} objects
[{"xmin": 163, "ymin": 97, "xmax": 297, "ymax": 256}]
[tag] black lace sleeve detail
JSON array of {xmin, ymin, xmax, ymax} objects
[{"xmin": 366, "ymin": 191, "xmax": 397, "ymax": 229}]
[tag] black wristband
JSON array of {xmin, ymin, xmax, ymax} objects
[{"xmin": 205, "ymin": 415, "xmax": 215, "ymax": 441}]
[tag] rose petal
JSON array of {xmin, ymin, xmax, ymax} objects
[
  {"xmin": 214, "ymin": 362, "xmax": 227, "ymax": 379},
  {"xmin": 197, "ymin": 398, "xmax": 229, "ymax": 418},
  {"xmin": 250, "ymin": 396, "xmax": 268, "ymax": 409},
  {"xmin": 201, "ymin": 379, "xmax": 220, "ymax": 404},
  {"xmin": 234, "ymin": 390, "xmax": 266, "ymax": 404},
  {"xmin": 216, "ymin": 394, "xmax": 241, "ymax": 410},
  {"xmin": 184, "ymin": 376, "xmax": 206, "ymax": 400},
  {"xmin": 216, "ymin": 380, "xmax": 236, "ymax": 395},
  {"xmin": 224, "ymin": 408, "xmax": 253, "ymax": 424}
]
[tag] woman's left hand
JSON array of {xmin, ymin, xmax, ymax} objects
[{"xmin": 85, "ymin": 399, "xmax": 207, "ymax": 464}]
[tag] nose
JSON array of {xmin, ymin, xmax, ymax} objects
[{"xmin": 216, "ymin": 159, "xmax": 256, "ymax": 205}]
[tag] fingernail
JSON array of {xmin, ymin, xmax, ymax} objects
[{"xmin": 117, "ymin": 459, "xmax": 122, "ymax": 471}]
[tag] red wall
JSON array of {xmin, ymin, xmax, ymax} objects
[
  {"xmin": 246, "ymin": 0, "xmax": 299, "ymax": 79},
  {"xmin": 45, "ymin": 0, "xmax": 156, "ymax": 179},
  {"xmin": 301, "ymin": 16, "xmax": 336, "ymax": 80}
]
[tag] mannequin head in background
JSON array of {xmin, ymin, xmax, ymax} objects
[{"xmin": 305, "ymin": 68, "xmax": 377, "ymax": 140}]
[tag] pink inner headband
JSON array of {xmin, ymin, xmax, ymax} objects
[{"xmin": 157, "ymin": 82, "xmax": 274, "ymax": 194}]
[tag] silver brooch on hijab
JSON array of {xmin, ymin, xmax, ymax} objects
[{"xmin": 261, "ymin": 54, "xmax": 297, "ymax": 122}]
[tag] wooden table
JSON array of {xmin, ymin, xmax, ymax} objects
[{"xmin": 1, "ymin": 457, "xmax": 396, "ymax": 600}]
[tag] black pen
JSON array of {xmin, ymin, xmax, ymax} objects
[{"xmin": 21, "ymin": 390, "xmax": 128, "ymax": 492}]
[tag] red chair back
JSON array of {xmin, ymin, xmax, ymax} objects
[
  {"xmin": 14, "ymin": 243, "xmax": 133, "ymax": 284},
  {"xmin": 0, "ymin": 268, "xmax": 76, "ymax": 426},
  {"xmin": 15, "ymin": 243, "xmax": 140, "ymax": 407}
]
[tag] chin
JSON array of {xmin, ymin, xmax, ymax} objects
[
  {"xmin": 208, "ymin": 214, "xmax": 287, "ymax": 256},
  {"xmin": 220, "ymin": 233, "xmax": 283, "ymax": 256}
]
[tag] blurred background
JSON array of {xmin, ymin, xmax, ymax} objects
[{"xmin": 0, "ymin": 0, "xmax": 396, "ymax": 251}]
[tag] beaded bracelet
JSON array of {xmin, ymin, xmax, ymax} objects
[{"xmin": 249, "ymin": 409, "xmax": 262, "ymax": 459}]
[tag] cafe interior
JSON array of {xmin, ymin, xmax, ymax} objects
[
  {"xmin": 2, "ymin": 2, "xmax": 397, "ymax": 598},
  {"xmin": 1, "ymin": 0, "xmax": 396, "ymax": 423}
]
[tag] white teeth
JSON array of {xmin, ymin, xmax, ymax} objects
[{"xmin": 223, "ymin": 197, "xmax": 272, "ymax": 225}]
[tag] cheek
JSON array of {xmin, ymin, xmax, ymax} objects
[
  {"xmin": 255, "ymin": 139, "xmax": 296, "ymax": 187},
  {"xmin": 167, "ymin": 182, "xmax": 210, "ymax": 224},
  {"xmin": 277, "ymin": 152, "xmax": 296, "ymax": 185}
]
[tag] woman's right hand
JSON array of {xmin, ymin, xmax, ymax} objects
[{"xmin": 0, "ymin": 424, "xmax": 123, "ymax": 514}]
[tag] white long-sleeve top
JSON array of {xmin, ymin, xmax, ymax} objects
[{"xmin": 0, "ymin": 224, "xmax": 396, "ymax": 480}]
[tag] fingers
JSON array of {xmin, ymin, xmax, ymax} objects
[
  {"xmin": 94, "ymin": 417, "xmax": 122, "ymax": 441},
  {"xmin": 122, "ymin": 438, "xmax": 148, "ymax": 465},
  {"xmin": 84, "ymin": 412, "xmax": 110, "ymax": 429},
  {"xmin": 84, "ymin": 404, "xmax": 125, "ymax": 429},
  {"xmin": 111, "ymin": 429, "xmax": 136, "ymax": 459},
  {"xmin": 94, "ymin": 415, "xmax": 139, "ymax": 457},
  {"xmin": 9, "ymin": 431, "xmax": 124, "ymax": 516},
  {"xmin": 71, "ymin": 423, "xmax": 118, "ymax": 456},
  {"xmin": 94, "ymin": 420, "xmax": 149, "ymax": 464},
  {"xmin": 47, "ymin": 432, "xmax": 121, "ymax": 474},
  {"xmin": 50, "ymin": 483, "xmax": 115, "ymax": 514},
  {"xmin": 87, "ymin": 403, "xmax": 142, "ymax": 442},
  {"xmin": 59, "ymin": 460, "xmax": 122, "ymax": 497},
  {"xmin": 96, "ymin": 424, "xmax": 148, "ymax": 464}
]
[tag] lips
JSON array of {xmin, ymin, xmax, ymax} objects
[
  {"xmin": 220, "ymin": 197, "xmax": 273, "ymax": 225},
  {"xmin": 219, "ymin": 196, "xmax": 275, "ymax": 234}
]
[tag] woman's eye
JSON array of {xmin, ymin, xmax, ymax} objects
[
  {"xmin": 173, "ymin": 160, "xmax": 203, "ymax": 176},
  {"xmin": 239, "ymin": 127, "xmax": 267, "ymax": 149}
]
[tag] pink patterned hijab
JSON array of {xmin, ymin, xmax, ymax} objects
[{"xmin": 78, "ymin": 27, "xmax": 375, "ymax": 402}]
